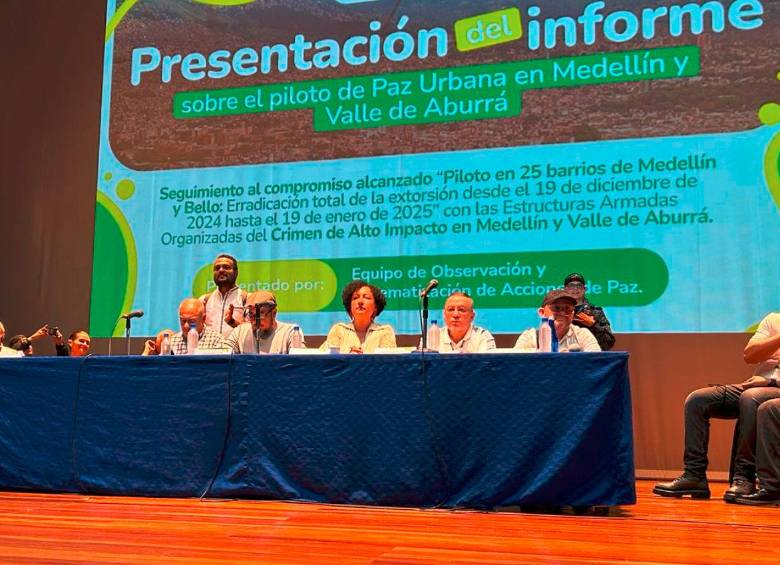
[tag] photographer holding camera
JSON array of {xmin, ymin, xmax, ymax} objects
[
  {"xmin": 563, "ymin": 273, "xmax": 616, "ymax": 351},
  {"xmin": 3, "ymin": 324, "xmax": 59, "ymax": 356}
]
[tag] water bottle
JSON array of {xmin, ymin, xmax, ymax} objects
[
  {"xmin": 160, "ymin": 332, "xmax": 171, "ymax": 355},
  {"xmin": 426, "ymin": 320, "xmax": 440, "ymax": 351},
  {"xmin": 290, "ymin": 325, "xmax": 303, "ymax": 350},
  {"xmin": 550, "ymin": 318, "xmax": 559, "ymax": 353},
  {"xmin": 186, "ymin": 324, "xmax": 199, "ymax": 354},
  {"xmin": 538, "ymin": 317, "xmax": 552, "ymax": 352}
]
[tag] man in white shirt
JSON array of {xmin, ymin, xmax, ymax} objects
[
  {"xmin": 437, "ymin": 292, "xmax": 495, "ymax": 353},
  {"xmin": 226, "ymin": 291, "xmax": 304, "ymax": 354},
  {"xmin": 514, "ymin": 289, "xmax": 601, "ymax": 352},
  {"xmin": 199, "ymin": 254, "xmax": 247, "ymax": 338}
]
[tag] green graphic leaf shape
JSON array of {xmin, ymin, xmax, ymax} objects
[
  {"xmin": 90, "ymin": 191, "xmax": 138, "ymax": 337},
  {"xmin": 764, "ymin": 130, "xmax": 780, "ymax": 213}
]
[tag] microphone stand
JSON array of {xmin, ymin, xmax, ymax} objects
[
  {"xmin": 254, "ymin": 304, "xmax": 261, "ymax": 354},
  {"xmin": 419, "ymin": 292, "xmax": 429, "ymax": 351},
  {"xmin": 125, "ymin": 316, "xmax": 133, "ymax": 356}
]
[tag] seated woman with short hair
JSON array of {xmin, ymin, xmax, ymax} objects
[{"xmin": 322, "ymin": 280, "xmax": 396, "ymax": 353}]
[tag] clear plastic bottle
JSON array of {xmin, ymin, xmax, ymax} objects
[
  {"xmin": 550, "ymin": 318, "xmax": 559, "ymax": 352},
  {"xmin": 160, "ymin": 332, "xmax": 171, "ymax": 355},
  {"xmin": 426, "ymin": 320, "xmax": 441, "ymax": 351},
  {"xmin": 186, "ymin": 325, "xmax": 199, "ymax": 354},
  {"xmin": 538, "ymin": 317, "xmax": 552, "ymax": 352},
  {"xmin": 290, "ymin": 325, "xmax": 303, "ymax": 350}
]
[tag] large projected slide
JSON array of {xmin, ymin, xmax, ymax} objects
[{"xmin": 91, "ymin": 0, "xmax": 780, "ymax": 337}]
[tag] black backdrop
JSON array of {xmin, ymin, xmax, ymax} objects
[{"xmin": 0, "ymin": 0, "xmax": 104, "ymax": 352}]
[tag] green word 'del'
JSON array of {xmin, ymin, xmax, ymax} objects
[{"xmin": 454, "ymin": 8, "xmax": 523, "ymax": 53}]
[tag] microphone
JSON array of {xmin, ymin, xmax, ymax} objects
[
  {"xmin": 419, "ymin": 279, "xmax": 439, "ymax": 297},
  {"xmin": 120, "ymin": 309, "xmax": 144, "ymax": 320}
]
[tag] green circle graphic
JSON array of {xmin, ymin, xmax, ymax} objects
[
  {"xmin": 758, "ymin": 103, "xmax": 780, "ymax": 126},
  {"xmin": 116, "ymin": 178, "xmax": 136, "ymax": 200}
]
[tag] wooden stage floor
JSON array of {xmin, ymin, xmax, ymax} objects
[{"xmin": 0, "ymin": 480, "xmax": 776, "ymax": 564}]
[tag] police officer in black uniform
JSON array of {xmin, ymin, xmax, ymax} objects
[{"xmin": 563, "ymin": 273, "xmax": 615, "ymax": 351}]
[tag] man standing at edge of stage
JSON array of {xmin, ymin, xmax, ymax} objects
[{"xmin": 199, "ymin": 253, "xmax": 247, "ymax": 338}]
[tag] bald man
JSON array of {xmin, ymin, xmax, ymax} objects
[
  {"xmin": 225, "ymin": 291, "xmax": 305, "ymax": 354},
  {"xmin": 437, "ymin": 292, "xmax": 496, "ymax": 353},
  {"xmin": 169, "ymin": 298, "xmax": 227, "ymax": 354}
]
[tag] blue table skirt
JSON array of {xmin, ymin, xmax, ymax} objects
[{"xmin": 0, "ymin": 352, "xmax": 635, "ymax": 507}]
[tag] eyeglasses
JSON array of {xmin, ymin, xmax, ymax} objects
[
  {"xmin": 179, "ymin": 318, "xmax": 200, "ymax": 327},
  {"xmin": 565, "ymin": 282, "xmax": 585, "ymax": 289},
  {"xmin": 242, "ymin": 302, "xmax": 277, "ymax": 319},
  {"xmin": 549, "ymin": 304, "xmax": 575, "ymax": 314}
]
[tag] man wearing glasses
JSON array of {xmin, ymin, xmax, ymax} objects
[
  {"xmin": 169, "ymin": 298, "xmax": 227, "ymax": 354},
  {"xmin": 436, "ymin": 291, "xmax": 496, "ymax": 353},
  {"xmin": 563, "ymin": 273, "xmax": 615, "ymax": 351},
  {"xmin": 225, "ymin": 291, "xmax": 305, "ymax": 354},
  {"xmin": 514, "ymin": 289, "xmax": 601, "ymax": 352}
]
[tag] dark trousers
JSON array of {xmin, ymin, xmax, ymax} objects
[
  {"xmin": 683, "ymin": 385, "xmax": 780, "ymax": 480},
  {"xmin": 756, "ymin": 398, "xmax": 780, "ymax": 492}
]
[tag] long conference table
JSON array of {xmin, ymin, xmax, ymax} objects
[{"xmin": 0, "ymin": 352, "xmax": 635, "ymax": 508}]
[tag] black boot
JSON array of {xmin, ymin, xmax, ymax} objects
[
  {"xmin": 723, "ymin": 478, "xmax": 755, "ymax": 503},
  {"xmin": 734, "ymin": 489, "xmax": 780, "ymax": 506},
  {"xmin": 652, "ymin": 474, "xmax": 710, "ymax": 499}
]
